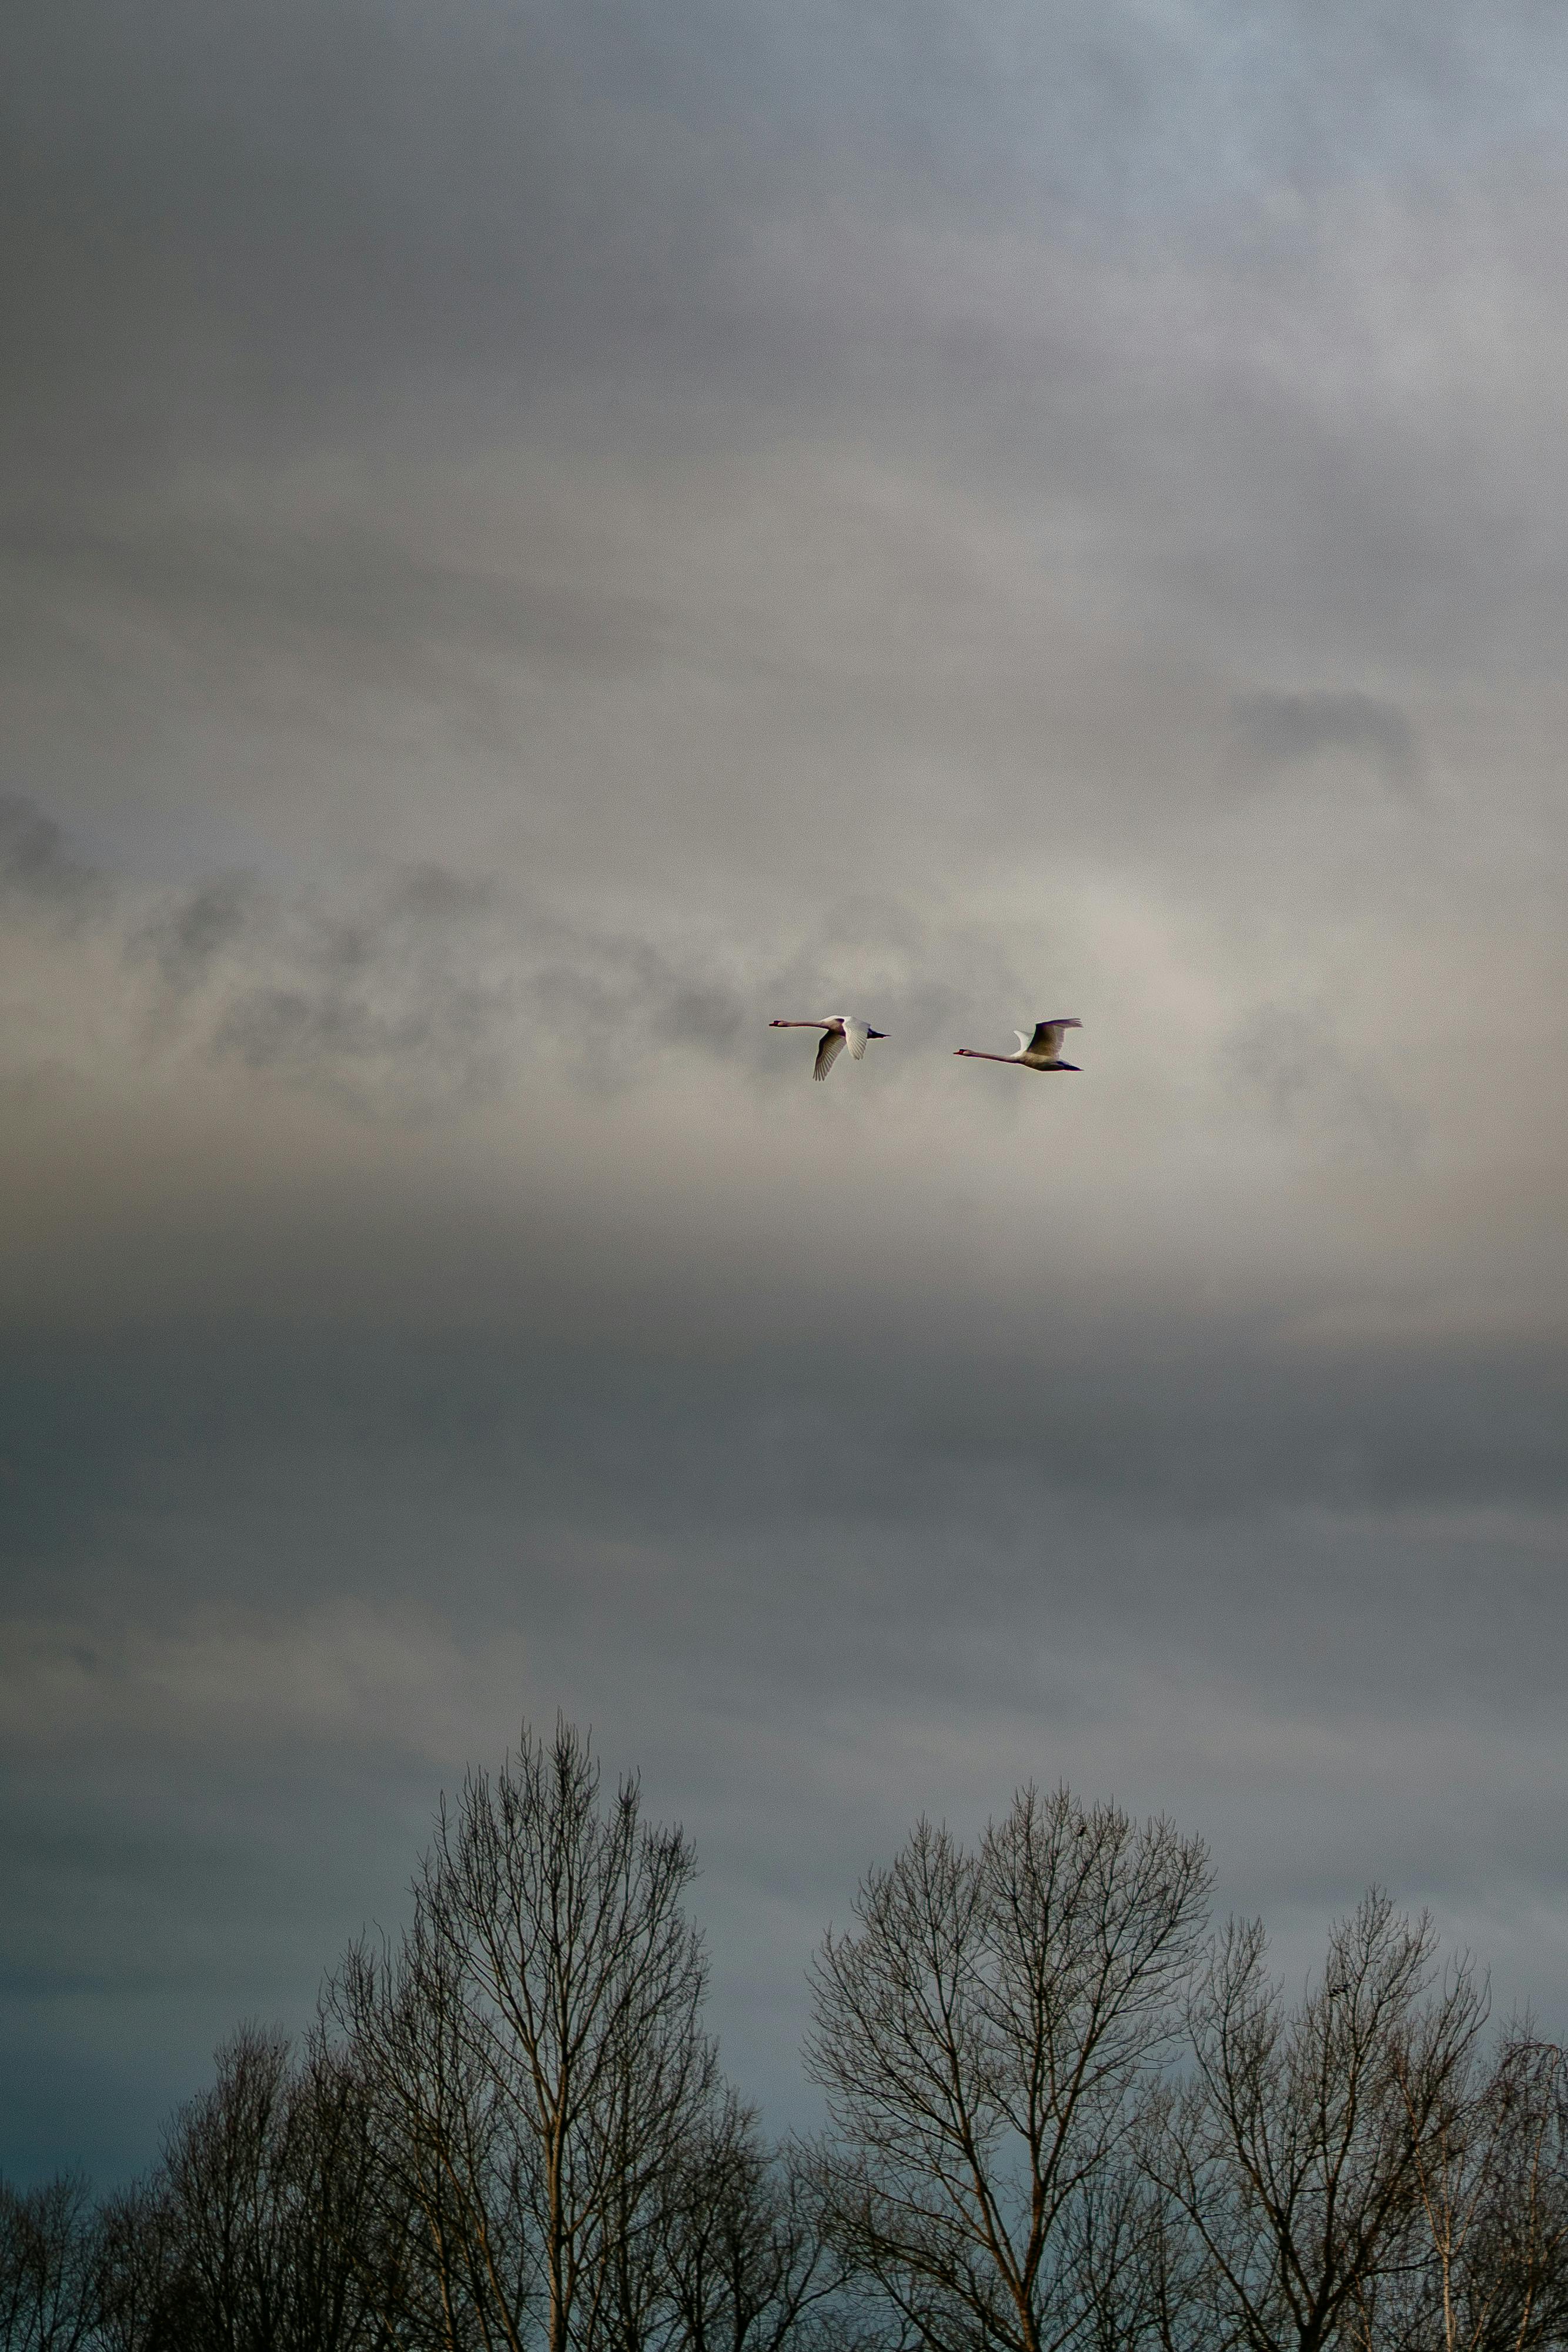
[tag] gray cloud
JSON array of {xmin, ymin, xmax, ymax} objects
[
  {"xmin": 136, "ymin": 876, "xmax": 254, "ymax": 993},
  {"xmin": 4, "ymin": 1319, "xmax": 1567, "ymax": 2181},
  {"xmin": 0, "ymin": 793, "xmax": 108, "ymax": 918},
  {"xmin": 1229, "ymin": 690, "xmax": 1423, "ymax": 792},
  {"xmin": 4, "ymin": 0, "xmax": 1568, "ymax": 2203},
  {"xmin": 8, "ymin": 796, "xmax": 1031, "ymax": 1118},
  {"xmin": 0, "ymin": 515, "xmax": 670, "ymax": 684},
  {"xmin": 1223, "ymin": 999, "xmax": 1425, "ymax": 1158}
]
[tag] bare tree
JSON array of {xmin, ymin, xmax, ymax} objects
[
  {"xmin": 1059, "ymin": 2156, "xmax": 1212, "ymax": 2352},
  {"xmin": 1141, "ymin": 1890, "xmax": 1489, "ymax": 2352},
  {"xmin": 93, "ymin": 2178, "xmax": 188, "ymax": 2352},
  {"xmin": 659, "ymin": 2099, "xmax": 848, "ymax": 2352},
  {"xmin": 0, "ymin": 2173, "xmax": 100, "ymax": 2352},
  {"xmin": 327, "ymin": 1718, "xmax": 717, "ymax": 2352},
  {"xmin": 273, "ymin": 2038, "xmax": 390, "ymax": 2352},
  {"xmin": 1368, "ymin": 2033, "xmax": 1568, "ymax": 2352},
  {"xmin": 329, "ymin": 1912, "xmax": 502, "ymax": 2349},
  {"xmin": 806, "ymin": 1787, "xmax": 1212, "ymax": 2352},
  {"xmin": 95, "ymin": 2023, "xmax": 389, "ymax": 2352},
  {"xmin": 155, "ymin": 2025, "xmax": 296, "ymax": 2351}
]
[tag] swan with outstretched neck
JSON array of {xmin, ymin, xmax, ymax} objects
[
  {"xmin": 954, "ymin": 1018, "xmax": 1081, "ymax": 1071},
  {"xmin": 768, "ymin": 1015, "xmax": 887, "ymax": 1081}
]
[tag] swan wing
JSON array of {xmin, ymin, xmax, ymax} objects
[
  {"xmin": 814, "ymin": 1028, "xmax": 848, "ymax": 1081},
  {"xmin": 843, "ymin": 1017, "xmax": 869, "ymax": 1060},
  {"xmin": 1025, "ymin": 1018, "xmax": 1081, "ymax": 1061}
]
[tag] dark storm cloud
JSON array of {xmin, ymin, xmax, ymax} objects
[
  {"xmin": 7, "ymin": 1318, "xmax": 1568, "ymax": 1618},
  {"xmin": 5, "ymin": 1317, "xmax": 1567, "ymax": 2180}
]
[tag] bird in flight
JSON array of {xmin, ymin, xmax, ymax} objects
[
  {"xmin": 769, "ymin": 1015, "xmax": 888, "ymax": 1081},
  {"xmin": 954, "ymin": 1018, "xmax": 1082, "ymax": 1071}
]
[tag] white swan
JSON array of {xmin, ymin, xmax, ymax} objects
[
  {"xmin": 954, "ymin": 1018, "xmax": 1082, "ymax": 1071},
  {"xmin": 769, "ymin": 1015, "xmax": 888, "ymax": 1081}
]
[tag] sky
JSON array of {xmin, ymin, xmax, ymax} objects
[{"xmin": 4, "ymin": 0, "xmax": 1568, "ymax": 2186}]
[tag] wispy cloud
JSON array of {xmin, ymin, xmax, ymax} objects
[
  {"xmin": 1223, "ymin": 997, "xmax": 1425, "ymax": 1158},
  {"xmin": 1228, "ymin": 690, "xmax": 1423, "ymax": 793},
  {"xmin": 5, "ymin": 796, "xmax": 1026, "ymax": 1118},
  {"xmin": 0, "ymin": 794, "xmax": 111, "ymax": 920}
]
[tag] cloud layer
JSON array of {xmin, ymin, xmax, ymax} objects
[{"xmin": 4, "ymin": 0, "xmax": 1567, "ymax": 2187}]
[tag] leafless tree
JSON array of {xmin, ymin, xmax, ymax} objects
[
  {"xmin": 327, "ymin": 1912, "xmax": 501, "ymax": 2348},
  {"xmin": 1363, "ymin": 2032, "xmax": 1568, "ymax": 2352},
  {"xmin": 93, "ymin": 2023, "xmax": 388, "ymax": 2352},
  {"xmin": 327, "ymin": 1717, "xmax": 718, "ymax": 2352},
  {"xmin": 0, "ymin": 2173, "xmax": 100, "ymax": 2352},
  {"xmin": 155, "ymin": 2024, "xmax": 296, "ymax": 2350},
  {"xmin": 93, "ymin": 2178, "xmax": 188, "ymax": 2352},
  {"xmin": 1058, "ymin": 2156, "xmax": 1213, "ymax": 2352},
  {"xmin": 659, "ymin": 2098, "xmax": 848, "ymax": 2352},
  {"xmin": 1139, "ymin": 1889, "xmax": 1489, "ymax": 2352},
  {"xmin": 806, "ymin": 1787, "xmax": 1212, "ymax": 2352},
  {"xmin": 268, "ymin": 2036, "xmax": 392, "ymax": 2352}
]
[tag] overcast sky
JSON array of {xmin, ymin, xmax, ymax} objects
[{"xmin": 5, "ymin": 0, "xmax": 1568, "ymax": 2186}]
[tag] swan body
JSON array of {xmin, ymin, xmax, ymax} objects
[
  {"xmin": 769, "ymin": 1015, "xmax": 888, "ymax": 1081},
  {"xmin": 954, "ymin": 1017, "xmax": 1082, "ymax": 1071}
]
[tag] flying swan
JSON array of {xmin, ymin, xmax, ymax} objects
[
  {"xmin": 954, "ymin": 1018, "xmax": 1082, "ymax": 1071},
  {"xmin": 769, "ymin": 1015, "xmax": 888, "ymax": 1081}
]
